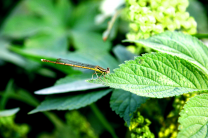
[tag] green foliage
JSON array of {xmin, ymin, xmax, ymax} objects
[
  {"xmin": 129, "ymin": 112, "xmax": 155, "ymax": 138},
  {"xmin": 35, "ymin": 73, "xmax": 107, "ymax": 94},
  {"xmin": 178, "ymin": 94, "xmax": 208, "ymax": 138},
  {"xmin": 113, "ymin": 45, "xmax": 136, "ymax": 63},
  {"xmin": 0, "ymin": 115, "xmax": 30, "ymax": 138},
  {"xmin": 38, "ymin": 111, "xmax": 98, "ymax": 138},
  {"xmin": 158, "ymin": 93, "xmax": 197, "ymax": 138},
  {"xmin": 29, "ymin": 89, "xmax": 111, "ymax": 114},
  {"xmin": 89, "ymin": 52, "xmax": 208, "ymax": 98},
  {"xmin": 65, "ymin": 111, "xmax": 98, "ymax": 138},
  {"xmin": 89, "ymin": 31, "xmax": 208, "ymax": 137},
  {"xmin": 1, "ymin": 0, "xmax": 208, "ymax": 137},
  {"xmin": 1, "ymin": 0, "xmax": 118, "ymax": 71},
  {"xmin": 110, "ymin": 89, "xmax": 148, "ymax": 125},
  {"xmin": 0, "ymin": 108, "xmax": 20, "ymax": 117},
  {"xmin": 125, "ymin": 31, "xmax": 208, "ymax": 73},
  {"xmin": 124, "ymin": 0, "xmax": 197, "ymax": 40}
]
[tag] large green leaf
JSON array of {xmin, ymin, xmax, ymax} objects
[
  {"xmin": 0, "ymin": 108, "xmax": 20, "ymax": 117},
  {"xmin": 125, "ymin": 31, "xmax": 208, "ymax": 73},
  {"xmin": 113, "ymin": 45, "xmax": 136, "ymax": 63},
  {"xmin": 70, "ymin": 1, "xmax": 99, "ymax": 30},
  {"xmin": 25, "ymin": 33, "xmax": 68, "ymax": 52},
  {"xmin": 110, "ymin": 89, "xmax": 148, "ymax": 126},
  {"xmin": 35, "ymin": 73, "xmax": 107, "ymax": 95},
  {"xmin": 29, "ymin": 89, "xmax": 112, "ymax": 114},
  {"xmin": 55, "ymin": 0, "xmax": 73, "ymax": 23},
  {"xmin": 1, "ymin": 15, "xmax": 46, "ymax": 38},
  {"xmin": 26, "ymin": 0, "xmax": 58, "ymax": 23},
  {"xmin": 178, "ymin": 94, "xmax": 208, "ymax": 138},
  {"xmin": 0, "ymin": 39, "xmax": 29, "ymax": 68},
  {"xmin": 71, "ymin": 31, "xmax": 111, "ymax": 52},
  {"xmin": 89, "ymin": 53, "xmax": 208, "ymax": 98}
]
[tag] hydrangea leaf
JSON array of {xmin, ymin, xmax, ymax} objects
[
  {"xmin": 110, "ymin": 89, "xmax": 148, "ymax": 126},
  {"xmin": 0, "ymin": 108, "xmax": 20, "ymax": 117},
  {"xmin": 178, "ymin": 94, "xmax": 208, "ymax": 138},
  {"xmin": 29, "ymin": 89, "xmax": 111, "ymax": 114},
  {"xmin": 125, "ymin": 31, "xmax": 208, "ymax": 73},
  {"xmin": 88, "ymin": 53, "xmax": 208, "ymax": 98}
]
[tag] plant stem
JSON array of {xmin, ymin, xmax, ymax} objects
[{"xmin": 90, "ymin": 103, "xmax": 118, "ymax": 138}]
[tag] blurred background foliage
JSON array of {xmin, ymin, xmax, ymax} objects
[{"xmin": 0, "ymin": 0, "xmax": 208, "ymax": 138}]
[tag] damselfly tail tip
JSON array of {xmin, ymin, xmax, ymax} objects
[{"xmin": 41, "ymin": 59, "xmax": 46, "ymax": 62}]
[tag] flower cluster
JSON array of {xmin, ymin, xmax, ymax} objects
[
  {"xmin": 125, "ymin": 0, "xmax": 197, "ymax": 40},
  {"xmin": 129, "ymin": 112, "xmax": 155, "ymax": 138},
  {"xmin": 0, "ymin": 115, "xmax": 29, "ymax": 137}
]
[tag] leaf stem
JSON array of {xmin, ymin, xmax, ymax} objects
[{"xmin": 90, "ymin": 103, "xmax": 118, "ymax": 138}]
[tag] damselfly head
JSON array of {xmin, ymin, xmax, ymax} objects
[{"xmin": 106, "ymin": 67, "xmax": 110, "ymax": 74}]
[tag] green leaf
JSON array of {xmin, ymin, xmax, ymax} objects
[
  {"xmin": 35, "ymin": 74, "xmax": 107, "ymax": 95},
  {"xmin": 1, "ymin": 15, "xmax": 46, "ymax": 38},
  {"xmin": 26, "ymin": 0, "xmax": 57, "ymax": 22},
  {"xmin": 0, "ymin": 39, "xmax": 29, "ymax": 68},
  {"xmin": 88, "ymin": 53, "xmax": 208, "ymax": 98},
  {"xmin": 1, "ymin": 80, "xmax": 14, "ymax": 110},
  {"xmin": 110, "ymin": 89, "xmax": 148, "ymax": 126},
  {"xmin": 193, "ymin": 34, "xmax": 208, "ymax": 39},
  {"xmin": 71, "ymin": 31, "xmax": 111, "ymax": 52},
  {"xmin": 11, "ymin": 45, "xmax": 118, "ymax": 69},
  {"xmin": 188, "ymin": 0, "xmax": 208, "ymax": 33},
  {"xmin": 1, "ymin": 0, "xmax": 67, "ymax": 39},
  {"xmin": 113, "ymin": 45, "xmax": 136, "ymax": 63},
  {"xmin": 125, "ymin": 31, "xmax": 208, "ymax": 73},
  {"xmin": 178, "ymin": 94, "xmax": 208, "ymax": 138},
  {"xmin": 55, "ymin": 73, "xmax": 93, "ymax": 85},
  {"xmin": 25, "ymin": 33, "xmax": 68, "ymax": 52},
  {"xmin": 70, "ymin": 1, "xmax": 98, "ymax": 30},
  {"xmin": 65, "ymin": 51, "xmax": 118, "ymax": 70},
  {"xmin": 0, "ymin": 108, "xmax": 20, "ymax": 117},
  {"xmin": 29, "ymin": 89, "xmax": 112, "ymax": 114},
  {"xmin": 55, "ymin": 0, "xmax": 73, "ymax": 23}
]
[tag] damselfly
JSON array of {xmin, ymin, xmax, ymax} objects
[{"xmin": 41, "ymin": 58, "xmax": 110, "ymax": 79}]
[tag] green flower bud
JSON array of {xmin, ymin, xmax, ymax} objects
[
  {"xmin": 155, "ymin": 12, "xmax": 165, "ymax": 22},
  {"xmin": 143, "ymin": 32, "xmax": 151, "ymax": 39},
  {"xmin": 164, "ymin": 128, "xmax": 170, "ymax": 136},
  {"xmin": 146, "ymin": 15, "xmax": 156, "ymax": 24},
  {"xmin": 174, "ymin": 19, "xmax": 181, "ymax": 29},
  {"xmin": 127, "ymin": 32, "xmax": 137, "ymax": 40},
  {"xmin": 140, "ymin": 25, "xmax": 153, "ymax": 32},
  {"xmin": 137, "ymin": 16, "xmax": 147, "ymax": 24},
  {"xmin": 167, "ymin": 24, "xmax": 176, "ymax": 31},
  {"xmin": 158, "ymin": 131, "xmax": 164, "ymax": 137},
  {"xmin": 169, "ymin": 124, "xmax": 176, "ymax": 130},
  {"xmin": 130, "ymin": 23, "xmax": 139, "ymax": 31},
  {"xmin": 145, "ymin": 119, "xmax": 151, "ymax": 125},
  {"xmin": 131, "ymin": 133, "xmax": 137, "ymax": 138},
  {"xmin": 139, "ymin": 0, "xmax": 147, "ymax": 7},
  {"xmin": 140, "ymin": 7, "xmax": 151, "ymax": 14},
  {"xmin": 188, "ymin": 17, "xmax": 197, "ymax": 28},
  {"xmin": 136, "ymin": 128, "xmax": 142, "ymax": 133},
  {"xmin": 154, "ymin": 24, "xmax": 164, "ymax": 33},
  {"xmin": 164, "ymin": 7, "xmax": 175, "ymax": 16},
  {"xmin": 150, "ymin": 1, "xmax": 159, "ymax": 9},
  {"xmin": 172, "ymin": 131, "xmax": 178, "ymax": 137},
  {"xmin": 186, "ymin": 28, "xmax": 197, "ymax": 34},
  {"xmin": 129, "ymin": 0, "xmax": 137, "ymax": 5}
]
